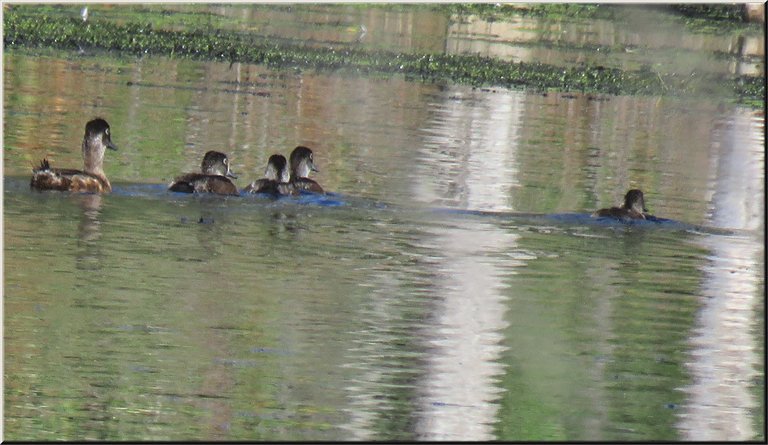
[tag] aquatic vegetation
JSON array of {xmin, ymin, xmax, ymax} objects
[
  {"xmin": 439, "ymin": 3, "xmax": 614, "ymax": 21},
  {"xmin": 3, "ymin": 9, "xmax": 763, "ymax": 105},
  {"xmin": 668, "ymin": 4, "xmax": 764, "ymax": 34},
  {"xmin": 671, "ymin": 4, "xmax": 751, "ymax": 23}
]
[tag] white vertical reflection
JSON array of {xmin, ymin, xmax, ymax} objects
[
  {"xmin": 678, "ymin": 109, "xmax": 764, "ymax": 440},
  {"xmin": 339, "ymin": 272, "xmax": 416, "ymax": 441},
  {"xmin": 413, "ymin": 89, "xmax": 521, "ymax": 212},
  {"xmin": 413, "ymin": 88, "xmax": 524, "ymax": 440}
]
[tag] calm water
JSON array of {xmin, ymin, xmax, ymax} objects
[{"xmin": 3, "ymin": 5, "xmax": 765, "ymax": 441}]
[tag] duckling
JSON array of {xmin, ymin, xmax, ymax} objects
[
  {"xmin": 284, "ymin": 145, "xmax": 324, "ymax": 194},
  {"xmin": 168, "ymin": 151, "xmax": 239, "ymax": 196},
  {"xmin": 242, "ymin": 154, "xmax": 289, "ymax": 196},
  {"xmin": 593, "ymin": 189, "xmax": 653, "ymax": 220}
]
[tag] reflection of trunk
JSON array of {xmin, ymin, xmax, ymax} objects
[
  {"xmin": 678, "ymin": 109, "xmax": 764, "ymax": 441},
  {"xmin": 446, "ymin": 7, "xmax": 765, "ymax": 78},
  {"xmin": 413, "ymin": 89, "xmax": 521, "ymax": 212},
  {"xmin": 412, "ymin": 87, "xmax": 524, "ymax": 440},
  {"xmin": 415, "ymin": 222, "xmax": 515, "ymax": 441},
  {"xmin": 744, "ymin": 4, "xmax": 764, "ymax": 23},
  {"xmin": 728, "ymin": 33, "xmax": 765, "ymax": 77},
  {"xmin": 706, "ymin": 110, "xmax": 763, "ymax": 232}
]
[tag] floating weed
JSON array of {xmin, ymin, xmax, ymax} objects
[{"xmin": 3, "ymin": 10, "xmax": 763, "ymax": 106}]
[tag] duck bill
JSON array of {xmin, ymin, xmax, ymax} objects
[
  {"xmin": 106, "ymin": 140, "xmax": 118, "ymax": 151},
  {"xmin": 227, "ymin": 169, "xmax": 238, "ymax": 179}
]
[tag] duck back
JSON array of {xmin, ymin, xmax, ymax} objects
[
  {"xmin": 592, "ymin": 206, "xmax": 646, "ymax": 220},
  {"xmin": 291, "ymin": 177, "xmax": 324, "ymax": 194},
  {"xmin": 169, "ymin": 173, "xmax": 239, "ymax": 196},
  {"xmin": 243, "ymin": 178, "xmax": 281, "ymax": 196},
  {"xmin": 31, "ymin": 159, "xmax": 111, "ymax": 193}
]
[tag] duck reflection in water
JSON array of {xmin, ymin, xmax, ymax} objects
[{"xmin": 75, "ymin": 193, "xmax": 106, "ymax": 271}]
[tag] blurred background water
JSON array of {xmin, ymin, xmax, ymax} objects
[{"xmin": 3, "ymin": 4, "xmax": 764, "ymax": 441}]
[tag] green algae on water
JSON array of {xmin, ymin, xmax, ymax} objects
[{"xmin": 3, "ymin": 9, "xmax": 763, "ymax": 105}]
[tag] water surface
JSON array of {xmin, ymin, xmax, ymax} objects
[{"xmin": 4, "ymin": 4, "xmax": 764, "ymax": 442}]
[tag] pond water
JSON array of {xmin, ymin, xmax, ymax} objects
[{"xmin": 3, "ymin": 4, "xmax": 765, "ymax": 442}]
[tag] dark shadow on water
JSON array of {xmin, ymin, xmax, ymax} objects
[
  {"xmin": 6, "ymin": 177, "xmax": 734, "ymax": 237},
  {"xmin": 432, "ymin": 207, "xmax": 735, "ymax": 236}
]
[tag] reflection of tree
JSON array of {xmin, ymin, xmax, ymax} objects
[
  {"xmin": 677, "ymin": 108, "xmax": 764, "ymax": 441},
  {"xmin": 408, "ymin": 86, "xmax": 520, "ymax": 440}
]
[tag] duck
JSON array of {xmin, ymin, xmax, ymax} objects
[
  {"xmin": 242, "ymin": 154, "xmax": 289, "ymax": 196},
  {"xmin": 168, "ymin": 150, "xmax": 239, "ymax": 196},
  {"xmin": 592, "ymin": 189, "xmax": 653, "ymax": 220},
  {"xmin": 284, "ymin": 145, "xmax": 324, "ymax": 194},
  {"xmin": 30, "ymin": 118, "xmax": 117, "ymax": 193}
]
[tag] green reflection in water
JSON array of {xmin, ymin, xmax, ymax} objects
[
  {"xmin": 4, "ymin": 5, "xmax": 763, "ymax": 103},
  {"xmin": 492, "ymin": 223, "xmax": 706, "ymax": 441},
  {"xmin": 3, "ymin": 6, "xmax": 763, "ymax": 439}
]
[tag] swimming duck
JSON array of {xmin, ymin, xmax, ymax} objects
[
  {"xmin": 30, "ymin": 118, "xmax": 117, "ymax": 193},
  {"xmin": 168, "ymin": 150, "xmax": 239, "ymax": 196},
  {"xmin": 592, "ymin": 189, "xmax": 653, "ymax": 220},
  {"xmin": 285, "ymin": 145, "xmax": 324, "ymax": 194},
  {"xmin": 242, "ymin": 154, "xmax": 290, "ymax": 196}
]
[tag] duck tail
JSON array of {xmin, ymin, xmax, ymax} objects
[{"xmin": 33, "ymin": 158, "xmax": 51, "ymax": 172}]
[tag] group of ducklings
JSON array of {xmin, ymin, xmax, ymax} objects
[
  {"xmin": 167, "ymin": 146, "xmax": 322, "ymax": 197},
  {"xmin": 30, "ymin": 118, "xmax": 653, "ymax": 220},
  {"xmin": 31, "ymin": 118, "xmax": 323, "ymax": 198}
]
